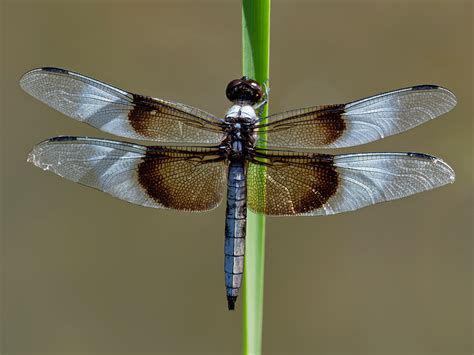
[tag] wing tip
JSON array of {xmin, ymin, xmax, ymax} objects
[
  {"xmin": 27, "ymin": 136, "xmax": 81, "ymax": 167},
  {"xmin": 22, "ymin": 67, "xmax": 68, "ymax": 76},
  {"xmin": 433, "ymin": 157, "xmax": 456, "ymax": 185},
  {"xmin": 26, "ymin": 150, "xmax": 36, "ymax": 165},
  {"xmin": 412, "ymin": 153, "xmax": 456, "ymax": 185},
  {"xmin": 20, "ymin": 67, "xmax": 75, "ymax": 97},
  {"xmin": 406, "ymin": 152, "xmax": 455, "ymax": 183},
  {"xmin": 20, "ymin": 66, "xmax": 69, "ymax": 82},
  {"xmin": 412, "ymin": 84, "xmax": 457, "ymax": 109},
  {"xmin": 27, "ymin": 144, "xmax": 46, "ymax": 169}
]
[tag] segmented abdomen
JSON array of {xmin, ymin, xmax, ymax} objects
[{"xmin": 224, "ymin": 161, "xmax": 247, "ymax": 310}]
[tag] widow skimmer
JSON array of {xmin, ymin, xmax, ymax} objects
[{"xmin": 21, "ymin": 67, "xmax": 456, "ymax": 310}]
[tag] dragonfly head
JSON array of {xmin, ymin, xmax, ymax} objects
[{"xmin": 226, "ymin": 77, "xmax": 263, "ymax": 105}]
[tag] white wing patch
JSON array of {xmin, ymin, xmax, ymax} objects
[
  {"xmin": 308, "ymin": 153, "xmax": 455, "ymax": 216},
  {"xmin": 27, "ymin": 137, "xmax": 160, "ymax": 208},
  {"xmin": 337, "ymin": 86, "xmax": 457, "ymax": 147}
]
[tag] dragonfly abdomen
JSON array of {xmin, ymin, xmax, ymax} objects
[{"xmin": 224, "ymin": 161, "xmax": 247, "ymax": 310}]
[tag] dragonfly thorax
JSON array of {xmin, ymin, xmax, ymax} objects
[{"xmin": 222, "ymin": 104, "xmax": 257, "ymax": 161}]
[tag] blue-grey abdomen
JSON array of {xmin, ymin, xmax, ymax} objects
[{"xmin": 224, "ymin": 162, "xmax": 247, "ymax": 310}]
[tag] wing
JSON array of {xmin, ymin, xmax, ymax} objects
[
  {"xmin": 27, "ymin": 137, "xmax": 227, "ymax": 211},
  {"xmin": 248, "ymin": 150, "xmax": 455, "ymax": 216},
  {"xmin": 20, "ymin": 67, "xmax": 224, "ymax": 144},
  {"xmin": 258, "ymin": 85, "xmax": 456, "ymax": 149}
]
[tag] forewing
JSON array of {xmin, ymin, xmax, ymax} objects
[
  {"xmin": 259, "ymin": 85, "xmax": 456, "ymax": 149},
  {"xmin": 248, "ymin": 151, "xmax": 455, "ymax": 216},
  {"xmin": 28, "ymin": 137, "xmax": 227, "ymax": 211},
  {"xmin": 20, "ymin": 67, "xmax": 224, "ymax": 144}
]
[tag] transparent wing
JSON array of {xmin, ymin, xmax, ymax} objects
[
  {"xmin": 28, "ymin": 137, "xmax": 227, "ymax": 211},
  {"xmin": 248, "ymin": 151, "xmax": 455, "ymax": 216},
  {"xmin": 20, "ymin": 67, "xmax": 224, "ymax": 144},
  {"xmin": 258, "ymin": 85, "xmax": 456, "ymax": 149}
]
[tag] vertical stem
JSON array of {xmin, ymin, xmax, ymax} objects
[{"xmin": 242, "ymin": 1, "xmax": 270, "ymax": 355}]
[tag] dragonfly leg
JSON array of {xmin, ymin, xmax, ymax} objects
[{"xmin": 254, "ymin": 79, "xmax": 270, "ymax": 117}]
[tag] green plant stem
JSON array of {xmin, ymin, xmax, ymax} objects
[{"xmin": 242, "ymin": 1, "xmax": 270, "ymax": 354}]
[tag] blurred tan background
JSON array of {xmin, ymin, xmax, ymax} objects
[{"xmin": 1, "ymin": 1, "xmax": 472, "ymax": 354}]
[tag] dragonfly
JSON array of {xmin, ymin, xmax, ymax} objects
[{"xmin": 21, "ymin": 67, "xmax": 456, "ymax": 310}]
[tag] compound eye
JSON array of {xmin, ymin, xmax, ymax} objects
[
  {"xmin": 226, "ymin": 77, "xmax": 263, "ymax": 104},
  {"xmin": 226, "ymin": 79, "xmax": 244, "ymax": 101},
  {"xmin": 247, "ymin": 79, "xmax": 260, "ymax": 89},
  {"xmin": 246, "ymin": 80, "xmax": 263, "ymax": 101}
]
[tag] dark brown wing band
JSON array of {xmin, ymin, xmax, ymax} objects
[
  {"xmin": 128, "ymin": 94, "xmax": 224, "ymax": 142},
  {"xmin": 256, "ymin": 104, "xmax": 346, "ymax": 148},
  {"xmin": 248, "ymin": 152, "xmax": 339, "ymax": 215},
  {"xmin": 138, "ymin": 147, "xmax": 226, "ymax": 210}
]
